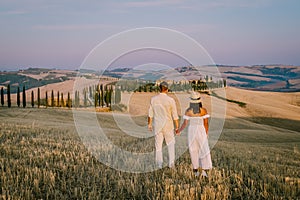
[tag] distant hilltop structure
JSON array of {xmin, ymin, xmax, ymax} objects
[{"xmin": 155, "ymin": 76, "xmax": 213, "ymax": 86}]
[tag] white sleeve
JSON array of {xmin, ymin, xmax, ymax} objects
[
  {"xmin": 202, "ymin": 114, "xmax": 210, "ymax": 119},
  {"xmin": 171, "ymin": 99, "xmax": 179, "ymax": 120},
  {"xmin": 183, "ymin": 115, "xmax": 190, "ymax": 120},
  {"xmin": 148, "ymin": 100, "xmax": 154, "ymax": 118}
]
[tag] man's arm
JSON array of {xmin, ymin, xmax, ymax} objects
[
  {"xmin": 174, "ymin": 119, "xmax": 179, "ymax": 131},
  {"xmin": 171, "ymin": 99, "xmax": 179, "ymax": 131},
  {"xmin": 148, "ymin": 99, "xmax": 154, "ymax": 131}
]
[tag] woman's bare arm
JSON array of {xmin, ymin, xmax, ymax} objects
[
  {"xmin": 176, "ymin": 109, "xmax": 191, "ymax": 134},
  {"xmin": 202, "ymin": 107, "xmax": 209, "ymax": 135},
  {"xmin": 177, "ymin": 119, "xmax": 189, "ymax": 134}
]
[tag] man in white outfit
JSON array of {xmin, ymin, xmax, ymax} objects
[{"xmin": 148, "ymin": 81, "xmax": 179, "ymax": 169}]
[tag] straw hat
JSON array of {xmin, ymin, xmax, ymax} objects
[{"xmin": 190, "ymin": 91, "xmax": 201, "ymax": 103}]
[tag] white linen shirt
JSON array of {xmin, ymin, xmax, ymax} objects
[{"xmin": 148, "ymin": 93, "xmax": 179, "ymax": 133}]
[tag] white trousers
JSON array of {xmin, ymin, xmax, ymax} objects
[{"xmin": 155, "ymin": 129, "xmax": 175, "ymax": 167}]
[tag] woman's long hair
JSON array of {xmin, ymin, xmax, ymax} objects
[{"xmin": 189, "ymin": 102, "xmax": 202, "ymax": 114}]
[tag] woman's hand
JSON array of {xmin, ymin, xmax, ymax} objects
[{"xmin": 148, "ymin": 124, "xmax": 153, "ymax": 131}]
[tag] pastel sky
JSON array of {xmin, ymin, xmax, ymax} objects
[{"xmin": 0, "ymin": 0, "xmax": 299, "ymax": 70}]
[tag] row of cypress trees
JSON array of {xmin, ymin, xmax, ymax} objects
[
  {"xmin": 0, "ymin": 85, "xmax": 73, "ymax": 108},
  {"xmin": 0, "ymin": 83, "xmax": 122, "ymax": 108}
]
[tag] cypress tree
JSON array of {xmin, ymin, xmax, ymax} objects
[
  {"xmin": 74, "ymin": 91, "xmax": 79, "ymax": 107},
  {"xmin": 1, "ymin": 87, "xmax": 4, "ymax": 106},
  {"xmin": 97, "ymin": 88, "xmax": 101, "ymax": 107},
  {"xmin": 7, "ymin": 84, "xmax": 11, "ymax": 108},
  {"xmin": 31, "ymin": 91, "xmax": 34, "ymax": 108},
  {"xmin": 89, "ymin": 86, "xmax": 92, "ymax": 98},
  {"xmin": 84, "ymin": 89, "xmax": 87, "ymax": 107},
  {"xmin": 74, "ymin": 91, "xmax": 77, "ymax": 107},
  {"xmin": 51, "ymin": 90, "xmax": 54, "ymax": 107},
  {"xmin": 22, "ymin": 86, "xmax": 26, "ymax": 108},
  {"xmin": 45, "ymin": 91, "xmax": 48, "ymax": 108},
  {"xmin": 109, "ymin": 86, "xmax": 113, "ymax": 107},
  {"xmin": 67, "ymin": 92, "xmax": 71, "ymax": 108},
  {"xmin": 37, "ymin": 88, "xmax": 40, "ymax": 108},
  {"xmin": 57, "ymin": 91, "xmax": 60, "ymax": 107},
  {"xmin": 94, "ymin": 91, "xmax": 98, "ymax": 107},
  {"xmin": 100, "ymin": 84, "xmax": 104, "ymax": 107},
  {"xmin": 115, "ymin": 86, "xmax": 121, "ymax": 104},
  {"xmin": 61, "ymin": 93, "xmax": 64, "ymax": 107},
  {"xmin": 17, "ymin": 87, "xmax": 20, "ymax": 107},
  {"xmin": 105, "ymin": 86, "xmax": 110, "ymax": 107},
  {"xmin": 98, "ymin": 90, "xmax": 101, "ymax": 107},
  {"xmin": 77, "ymin": 91, "xmax": 80, "ymax": 107}
]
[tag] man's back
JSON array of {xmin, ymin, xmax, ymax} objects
[{"xmin": 149, "ymin": 93, "xmax": 178, "ymax": 133}]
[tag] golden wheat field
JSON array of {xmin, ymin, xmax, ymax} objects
[{"xmin": 1, "ymin": 89, "xmax": 300, "ymax": 199}]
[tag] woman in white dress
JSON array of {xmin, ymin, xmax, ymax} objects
[{"xmin": 176, "ymin": 92, "xmax": 212, "ymax": 177}]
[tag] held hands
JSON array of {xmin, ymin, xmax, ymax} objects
[{"xmin": 175, "ymin": 128, "xmax": 180, "ymax": 135}]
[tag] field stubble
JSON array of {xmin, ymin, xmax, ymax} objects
[{"xmin": 0, "ymin": 108, "xmax": 299, "ymax": 199}]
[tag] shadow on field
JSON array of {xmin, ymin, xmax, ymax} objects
[
  {"xmin": 219, "ymin": 117, "xmax": 300, "ymax": 144},
  {"xmin": 245, "ymin": 117, "xmax": 300, "ymax": 132}
]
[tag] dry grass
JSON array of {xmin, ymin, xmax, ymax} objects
[{"xmin": 0, "ymin": 107, "xmax": 299, "ymax": 199}]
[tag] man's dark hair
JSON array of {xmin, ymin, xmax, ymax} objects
[{"xmin": 159, "ymin": 81, "xmax": 168, "ymax": 91}]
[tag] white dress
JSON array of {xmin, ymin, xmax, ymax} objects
[{"xmin": 183, "ymin": 114, "xmax": 212, "ymax": 170}]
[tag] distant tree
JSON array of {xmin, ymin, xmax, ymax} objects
[
  {"xmin": 104, "ymin": 85, "xmax": 112, "ymax": 107},
  {"xmin": 22, "ymin": 86, "xmax": 26, "ymax": 108},
  {"xmin": 83, "ymin": 89, "xmax": 87, "ymax": 107},
  {"xmin": 67, "ymin": 92, "xmax": 71, "ymax": 108},
  {"xmin": 77, "ymin": 91, "xmax": 80, "ymax": 107},
  {"xmin": 74, "ymin": 91, "xmax": 77, "ymax": 107},
  {"xmin": 57, "ymin": 91, "xmax": 60, "ymax": 107},
  {"xmin": 89, "ymin": 86, "xmax": 93, "ymax": 99},
  {"xmin": 104, "ymin": 86, "xmax": 109, "ymax": 107},
  {"xmin": 191, "ymin": 81, "xmax": 196, "ymax": 91},
  {"xmin": 7, "ymin": 84, "xmax": 11, "ymax": 108},
  {"xmin": 1, "ymin": 87, "xmax": 4, "ymax": 106},
  {"xmin": 61, "ymin": 93, "xmax": 64, "ymax": 107},
  {"xmin": 205, "ymin": 75, "xmax": 209, "ymax": 82},
  {"xmin": 109, "ymin": 86, "xmax": 113, "ymax": 107},
  {"xmin": 31, "ymin": 91, "xmax": 34, "ymax": 108},
  {"xmin": 223, "ymin": 79, "xmax": 227, "ymax": 88},
  {"xmin": 97, "ymin": 85, "xmax": 101, "ymax": 107},
  {"xmin": 115, "ymin": 86, "xmax": 121, "ymax": 104},
  {"xmin": 100, "ymin": 84, "xmax": 104, "ymax": 107},
  {"xmin": 51, "ymin": 90, "xmax": 54, "ymax": 107},
  {"xmin": 17, "ymin": 87, "xmax": 20, "ymax": 107},
  {"xmin": 37, "ymin": 88, "xmax": 40, "ymax": 108},
  {"xmin": 45, "ymin": 91, "xmax": 48, "ymax": 108},
  {"xmin": 75, "ymin": 90, "xmax": 80, "ymax": 107},
  {"xmin": 94, "ymin": 91, "xmax": 98, "ymax": 107},
  {"xmin": 286, "ymin": 79, "xmax": 290, "ymax": 89}
]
